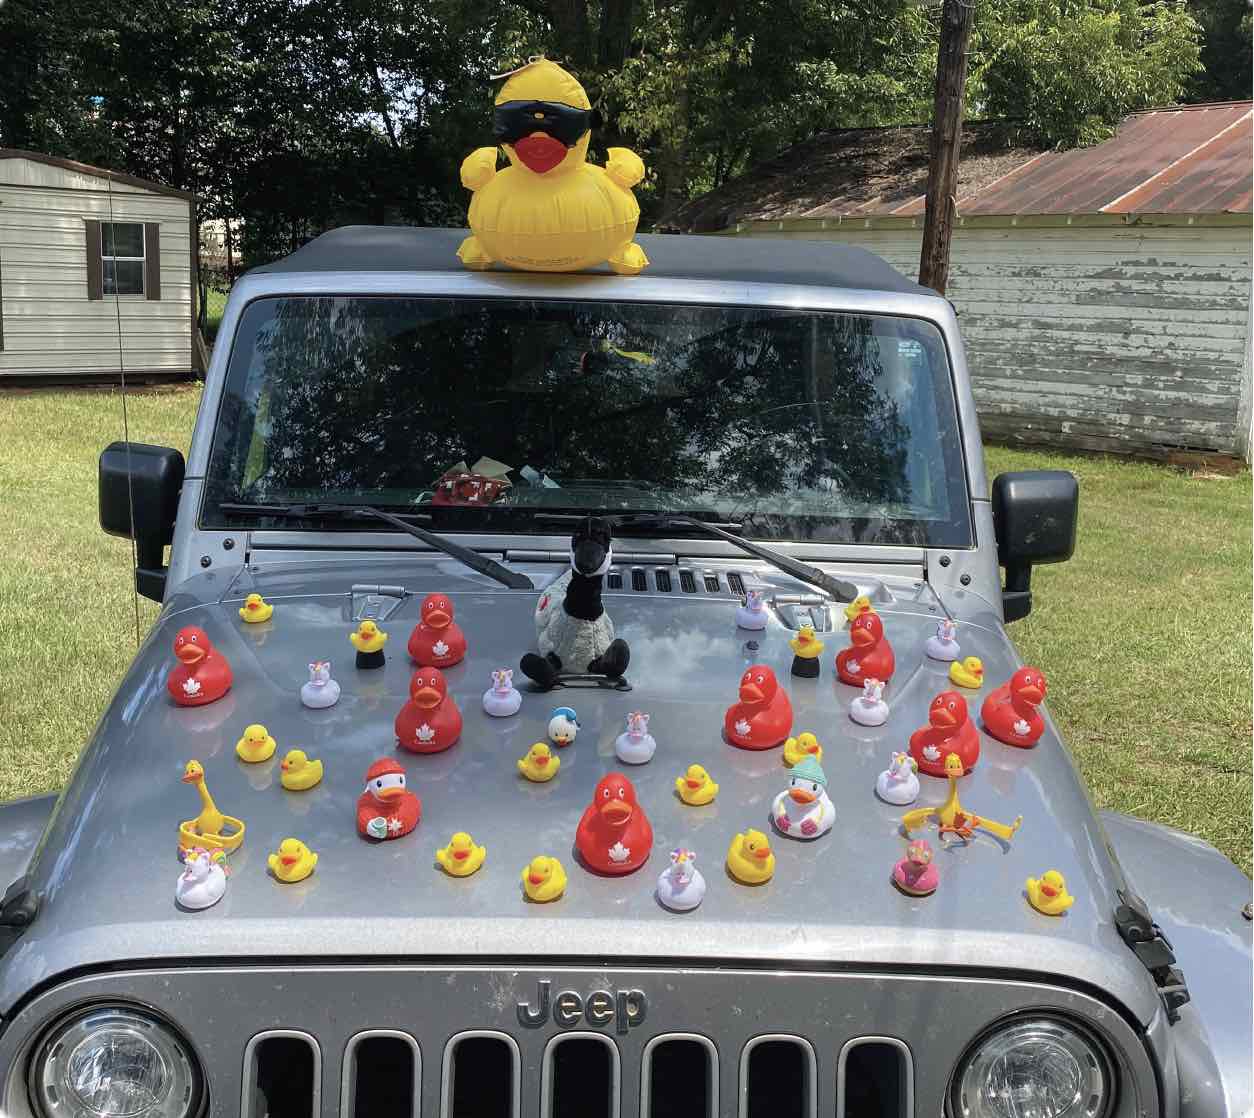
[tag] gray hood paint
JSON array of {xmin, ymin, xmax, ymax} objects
[{"xmin": 2, "ymin": 558, "xmax": 1162, "ymax": 1024}]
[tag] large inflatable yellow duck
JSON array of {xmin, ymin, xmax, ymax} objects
[{"xmin": 458, "ymin": 58, "xmax": 648, "ymax": 274}]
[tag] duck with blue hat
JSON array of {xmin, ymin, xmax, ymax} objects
[
  {"xmin": 548, "ymin": 707, "xmax": 580, "ymax": 747},
  {"xmin": 772, "ymin": 757, "xmax": 835, "ymax": 839}
]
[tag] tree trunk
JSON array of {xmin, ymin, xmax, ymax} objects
[
  {"xmin": 544, "ymin": 0, "xmax": 593, "ymax": 70},
  {"xmin": 597, "ymin": 0, "xmax": 637, "ymax": 68}
]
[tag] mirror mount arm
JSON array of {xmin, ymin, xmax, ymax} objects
[{"xmin": 1001, "ymin": 560, "xmax": 1033, "ymax": 623}]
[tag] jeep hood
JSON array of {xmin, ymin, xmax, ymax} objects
[{"xmin": 1, "ymin": 559, "xmax": 1161, "ymax": 1023}]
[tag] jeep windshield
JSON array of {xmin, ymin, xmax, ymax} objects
[{"xmin": 203, "ymin": 294, "xmax": 972, "ymax": 547}]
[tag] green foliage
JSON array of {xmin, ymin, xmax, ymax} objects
[{"xmin": 1184, "ymin": 0, "xmax": 1253, "ymax": 101}]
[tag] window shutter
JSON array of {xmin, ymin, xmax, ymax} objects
[
  {"xmin": 144, "ymin": 222, "xmax": 161, "ymax": 300},
  {"xmin": 85, "ymin": 220, "xmax": 103, "ymax": 300}
]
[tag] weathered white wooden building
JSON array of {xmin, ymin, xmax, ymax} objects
[
  {"xmin": 0, "ymin": 150, "xmax": 200, "ymax": 382},
  {"xmin": 670, "ymin": 103, "xmax": 1253, "ymax": 460}
]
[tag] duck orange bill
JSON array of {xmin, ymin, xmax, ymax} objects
[
  {"xmin": 425, "ymin": 611, "xmax": 450, "ymax": 628},
  {"xmin": 788, "ymin": 788, "xmax": 817, "ymax": 804},
  {"xmin": 413, "ymin": 687, "xmax": 442, "ymax": 708},
  {"xmin": 1040, "ymin": 883, "xmax": 1058, "ymax": 897},
  {"xmin": 281, "ymin": 855, "xmax": 299, "ymax": 866},
  {"xmin": 454, "ymin": 849, "xmax": 469, "ymax": 860},
  {"xmin": 600, "ymin": 800, "xmax": 632, "ymax": 823},
  {"xmin": 1020, "ymin": 686, "xmax": 1044, "ymax": 703},
  {"xmin": 528, "ymin": 873, "xmax": 545, "ymax": 885},
  {"xmin": 931, "ymin": 708, "xmax": 958, "ymax": 727},
  {"xmin": 754, "ymin": 847, "xmax": 771, "ymax": 859},
  {"xmin": 739, "ymin": 682, "xmax": 764, "ymax": 703},
  {"xmin": 376, "ymin": 787, "xmax": 405, "ymax": 801},
  {"xmin": 176, "ymin": 644, "xmax": 206, "ymax": 664},
  {"xmin": 850, "ymin": 628, "xmax": 875, "ymax": 646},
  {"xmin": 534, "ymin": 755, "xmax": 549, "ymax": 766},
  {"xmin": 512, "ymin": 133, "xmax": 568, "ymax": 173},
  {"xmin": 685, "ymin": 779, "xmax": 702, "ymax": 788}
]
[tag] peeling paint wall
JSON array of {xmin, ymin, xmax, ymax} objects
[{"xmin": 746, "ymin": 224, "xmax": 1253, "ymax": 458}]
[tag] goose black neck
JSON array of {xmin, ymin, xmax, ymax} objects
[{"xmin": 563, "ymin": 570, "xmax": 605, "ymax": 622}]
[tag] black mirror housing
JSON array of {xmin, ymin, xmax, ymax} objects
[
  {"xmin": 99, "ymin": 442, "xmax": 186, "ymax": 602},
  {"xmin": 991, "ymin": 469, "xmax": 1079, "ymax": 622}
]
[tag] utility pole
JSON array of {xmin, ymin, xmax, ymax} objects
[{"xmin": 918, "ymin": 0, "xmax": 975, "ymax": 295}]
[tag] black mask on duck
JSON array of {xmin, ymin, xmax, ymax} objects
[{"xmin": 570, "ymin": 517, "xmax": 613, "ymax": 578}]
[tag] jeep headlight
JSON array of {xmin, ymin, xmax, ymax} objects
[
  {"xmin": 951, "ymin": 1017, "xmax": 1113, "ymax": 1118},
  {"xmin": 29, "ymin": 1006, "xmax": 202, "ymax": 1118}
]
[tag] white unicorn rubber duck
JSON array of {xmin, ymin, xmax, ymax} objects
[
  {"xmin": 735, "ymin": 589, "xmax": 769, "ymax": 630},
  {"xmin": 850, "ymin": 677, "xmax": 889, "ymax": 726},
  {"xmin": 175, "ymin": 847, "xmax": 228, "ymax": 910},
  {"xmin": 772, "ymin": 758, "xmax": 836, "ymax": 839},
  {"xmin": 656, "ymin": 848, "xmax": 706, "ymax": 911},
  {"xmin": 615, "ymin": 711, "xmax": 657, "ymax": 764},
  {"xmin": 925, "ymin": 618, "xmax": 961, "ymax": 662},
  {"xmin": 482, "ymin": 668, "xmax": 522, "ymax": 717},
  {"xmin": 300, "ymin": 660, "xmax": 341, "ymax": 709},
  {"xmin": 875, "ymin": 751, "xmax": 920, "ymax": 805}
]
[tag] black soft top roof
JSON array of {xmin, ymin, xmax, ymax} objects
[{"xmin": 253, "ymin": 225, "xmax": 933, "ymax": 297}]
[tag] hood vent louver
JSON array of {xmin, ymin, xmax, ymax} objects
[{"xmin": 605, "ymin": 566, "xmax": 748, "ymax": 597}]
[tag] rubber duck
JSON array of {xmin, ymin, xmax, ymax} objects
[
  {"xmin": 925, "ymin": 618, "xmax": 961, "ymax": 662},
  {"xmin": 437, "ymin": 832, "xmax": 487, "ymax": 877},
  {"xmin": 772, "ymin": 757, "xmax": 835, "ymax": 839},
  {"xmin": 518, "ymin": 742, "xmax": 560, "ymax": 782},
  {"xmin": 726, "ymin": 829, "xmax": 775, "ymax": 885},
  {"xmin": 548, "ymin": 707, "xmax": 580, "ymax": 746},
  {"xmin": 910, "ymin": 690, "xmax": 981, "ymax": 777},
  {"xmin": 615, "ymin": 711, "xmax": 656, "ymax": 764},
  {"xmin": 844, "ymin": 595, "xmax": 875, "ymax": 623},
  {"xmin": 850, "ymin": 677, "xmax": 890, "ymax": 727},
  {"xmin": 178, "ymin": 760, "xmax": 245, "ymax": 853},
  {"xmin": 1026, "ymin": 869, "xmax": 1075, "ymax": 916},
  {"xmin": 301, "ymin": 660, "xmax": 341, "ymax": 708},
  {"xmin": 576, "ymin": 773, "xmax": 653, "ymax": 875},
  {"xmin": 675, "ymin": 764, "xmax": 719, "ymax": 806},
  {"xmin": 268, "ymin": 837, "xmax": 318, "ymax": 883},
  {"xmin": 238, "ymin": 593, "xmax": 273, "ymax": 624},
  {"xmin": 656, "ymin": 848, "xmax": 706, "ymax": 912},
  {"xmin": 457, "ymin": 59, "xmax": 648, "ymax": 275},
  {"xmin": 789, "ymin": 625, "xmax": 824, "ymax": 678},
  {"xmin": 949, "ymin": 656, "xmax": 985, "ymax": 689},
  {"xmin": 168, "ymin": 626, "xmax": 233, "ymax": 707},
  {"xmin": 875, "ymin": 751, "xmax": 920, "ymax": 805},
  {"xmin": 783, "ymin": 732, "xmax": 823, "ymax": 767},
  {"xmin": 357, "ymin": 758, "xmax": 421, "ymax": 840},
  {"xmin": 836, "ymin": 611, "xmax": 895, "ymax": 686},
  {"xmin": 892, "ymin": 839, "xmax": 939, "ymax": 896},
  {"xmin": 408, "ymin": 592, "xmax": 467, "ymax": 668},
  {"xmin": 175, "ymin": 847, "xmax": 228, "ymax": 910},
  {"xmin": 982, "ymin": 667, "xmax": 1048, "ymax": 747},
  {"xmin": 279, "ymin": 749, "xmax": 323, "ymax": 791},
  {"xmin": 723, "ymin": 665, "xmax": 793, "ymax": 751},
  {"xmin": 735, "ymin": 589, "xmax": 769, "ymax": 630},
  {"xmin": 395, "ymin": 667, "xmax": 462, "ymax": 754},
  {"xmin": 483, "ymin": 668, "xmax": 522, "ymax": 717},
  {"xmin": 235, "ymin": 723, "xmax": 277, "ymax": 763},
  {"xmin": 522, "ymin": 855, "xmax": 568, "ymax": 903},
  {"xmin": 902, "ymin": 752, "xmax": 1023, "ymax": 844},
  {"xmin": 350, "ymin": 620, "xmax": 388, "ymax": 669}
]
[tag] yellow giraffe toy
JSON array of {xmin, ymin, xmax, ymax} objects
[
  {"xmin": 902, "ymin": 753, "xmax": 1022, "ymax": 843},
  {"xmin": 179, "ymin": 760, "xmax": 246, "ymax": 853}
]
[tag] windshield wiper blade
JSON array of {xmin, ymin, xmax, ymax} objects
[{"xmin": 218, "ymin": 502, "xmax": 534, "ymax": 591}]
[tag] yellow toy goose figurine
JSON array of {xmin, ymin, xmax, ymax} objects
[
  {"xmin": 457, "ymin": 58, "xmax": 648, "ymax": 275},
  {"xmin": 178, "ymin": 760, "xmax": 245, "ymax": 853}
]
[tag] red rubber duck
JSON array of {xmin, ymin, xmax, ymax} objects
[
  {"xmin": 723, "ymin": 665, "xmax": 794, "ymax": 750},
  {"xmin": 356, "ymin": 758, "xmax": 421, "ymax": 840},
  {"xmin": 982, "ymin": 666, "xmax": 1048, "ymax": 747},
  {"xmin": 576, "ymin": 773, "xmax": 653, "ymax": 875},
  {"xmin": 910, "ymin": 691, "xmax": 980, "ymax": 777},
  {"xmin": 407, "ymin": 592, "xmax": 467, "ymax": 668},
  {"xmin": 836, "ymin": 611, "xmax": 895, "ymax": 686},
  {"xmin": 395, "ymin": 667, "xmax": 462, "ymax": 753},
  {"xmin": 167, "ymin": 626, "xmax": 233, "ymax": 707}
]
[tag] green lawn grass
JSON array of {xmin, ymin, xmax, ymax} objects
[
  {"xmin": 203, "ymin": 287, "xmax": 228, "ymax": 344},
  {"xmin": 0, "ymin": 388, "xmax": 1249, "ymax": 868}
]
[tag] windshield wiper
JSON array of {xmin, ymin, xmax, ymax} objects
[
  {"xmin": 218, "ymin": 502, "xmax": 534, "ymax": 590},
  {"xmin": 536, "ymin": 511, "xmax": 857, "ymax": 602}
]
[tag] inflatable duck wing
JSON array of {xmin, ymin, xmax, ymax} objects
[{"xmin": 458, "ymin": 58, "xmax": 648, "ymax": 275}]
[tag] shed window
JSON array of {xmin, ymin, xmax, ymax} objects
[{"xmin": 102, "ymin": 222, "xmax": 146, "ymax": 295}]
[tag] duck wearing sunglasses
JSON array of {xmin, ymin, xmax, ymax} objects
[{"xmin": 457, "ymin": 58, "xmax": 649, "ymax": 275}]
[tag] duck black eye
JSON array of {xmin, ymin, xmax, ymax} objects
[
  {"xmin": 376, "ymin": 780, "xmax": 383, "ymax": 788},
  {"xmin": 811, "ymin": 783, "xmax": 819, "ymax": 793}
]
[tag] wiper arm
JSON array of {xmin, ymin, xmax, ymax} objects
[{"xmin": 218, "ymin": 502, "xmax": 534, "ymax": 591}]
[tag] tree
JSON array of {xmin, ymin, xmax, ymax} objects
[{"xmin": 1183, "ymin": 0, "xmax": 1252, "ymax": 102}]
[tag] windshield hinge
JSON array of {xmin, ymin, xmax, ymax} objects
[
  {"xmin": 1115, "ymin": 889, "xmax": 1190, "ymax": 1024},
  {"xmin": 0, "ymin": 875, "xmax": 39, "ymax": 958},
  {"xmin": 351, "ymin": 584, "xmax": 408, "ymax": 622}
]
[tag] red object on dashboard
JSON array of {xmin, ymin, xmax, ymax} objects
[{"xmin": 431, "ymin": 470, "xmax": 507, "ymax": 506}]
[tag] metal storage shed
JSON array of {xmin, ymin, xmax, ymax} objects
[
  {"xmin": 668, "ymin": 102, "xmax": 1253, "ymax": 460},
  {"xmin": 0, "ymin": 150, "xmax": 200, "ymax": 383}
]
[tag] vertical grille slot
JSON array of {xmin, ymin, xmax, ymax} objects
[
  {"xmin": 642, "ymin": 1034, "xmax": 717, "ymax": 1118},
  {"xmin": 631, "ymin": 568, "xmax": 648, "ymax": 592},
  {"xmin": 740, "ymin": 1035, "xmax": 815, "ymax": 1118},
  {"xmin": 654, "ymin": 568, "xmax": 673, "ymax": 592},
  {"xmin": 543, "ymin": 1033, "xmax": 619, "ymax": 1118},
  {"xmin": 727, "ymin": 572, "xmax": 746, "ymax": 596},
  {"xmin": 703, "ymin": 573, "xmax": 721, "ymax": 592},
  {"xmin": 837, "ymin": 1037, "xmax": 912, "ymax": 1118},
  {"xmin": 679, "ymin": 569, "xmax": 697, "ymax": 593},
  {"xmin": 442, "ymin": 1031, "xmax": 519, "ymax": 1118},
  {"xmin": 242, "ymin": 1030, "xmax": 320, "ymax": 1118},
  {"xmin": 343, "ymin": 1030, "xmax": 419, "ymax": 1118},
  {"xmin": 607, "ymin": 570, "xmax": 623, "ymax": 590}
]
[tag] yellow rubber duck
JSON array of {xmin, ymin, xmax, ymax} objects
[
  {"xmin": 457, "ymin": 59, "xmax": 648, "ymax": 275},
  {"xmin": 783, "ymin": 732, "xmax": 823, "ymax": 767},
  {"xmin": 268, "ymin": 838, "xmax": 318, "ymax": 883},
  {"xmin": 949, "ymin": 656, "xmax": 985, "ymax": 689},
  {"xmin": 436, "ymin": 832, "xmax": 487, "ymax": 877},
  {"xmin": 522, "ymin": 855, "xmax": 567, "ymax": 902},
  {"xmin": 726, "ymin": 829, "xmax": 775, "ymax": 885},
  {"xmin": 238, "ymin": 593, "xmax": 273, "ymax": 623},
  {"xmin": 350, "ymin": 620, "xmax": 388, "ymax": 654},
  {"xmin": 179, "ymin": 760, "xmax": 245, "ymax": 853},
  {"xmin": 1026, "ymin": 870, "xmax": 1075, "ymax": 916},
  {"xmin": 279, "ymin": 749, "xmax": 323, "ymax": 791},
  {"xmin": 902, "ymin": 753, "xmax": 1023, "ymax": 843},
  {"xmin": 518, "ymin": 742, "xmax": 560, "ymax": 782},
  {"xmin": 789, "ymin": 625, "xmax": 824, "ymax": 660},
  {"xmin": 844, "ymin": 595, "xmax": 875, "ymax": 623},
  {"xmin": 675, "ymin": 764, "xmax": 719, "ymax": 806},
  {"xmin": 235, "ymin": 723, "xmax": 277, "ymax": 763}
]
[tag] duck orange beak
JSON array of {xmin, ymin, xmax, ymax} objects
[
  {"xmin": 425, "ymin": 610, "xmax": 450, "ymax": 628},
  {"xmin": 601, "ymin": 799, "xmax": 632, "ymax": 824},
  {"xmin": 534, "ymin": 755, "xmax": 548, "ymax": 766},
  {"xmin": 754, "ymin": 847, "xmax": 771, "ymax": 860},
  {"xmin": 281, "ymin": 854, "xmax": 299, "ymax": 866},
  {"xmin": 176, "ymin": 644, "xmax": 206, "ymax": 664},
  {"xmin": 1041, "ymin": 882, "xmax": 1058, "ymax": 897},
  {"xmin": 850, "ymin": 627, "xmax": 875, "ymax": 647},
  {"xmin": 376, "ymin": 787, "xmax": 405, "ymax": 802},
  {"xmin": 413, "ymin": 686, "xmax": 442, "ymax": 709},
  {"xmin": 1020, "ymin": 684, "xmax": 1044, "ymax": 703},
  {"xmin": 931, "ymin": 707, "xmax": 958, "ymax": 728},
  {"xmin": 454, "ymin": 848, "xmax": 469, "ymax": 860},
  {"xmin": 528, "ymin": 872, "xmax": 546, "ymax": 885},
  {"xmin": 739, "ymin": 682, "xmax": 764, "ymax": 703},
  {"xmin": 789, "ymin": 788, "xmax": 817, "ymax": 804},
  {"xmin": 181, "ymin": 771, "xmax": 201, "ymax": 784},
  {"xmin": 685, "ymin": 779, "xmax": 702, "ymax": 789},
  {"xmin": 280, "ymin": 760, "xmax": 289, "ymax": 771}
]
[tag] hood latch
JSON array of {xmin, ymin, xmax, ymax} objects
[
  {"xmin": 1115, "ymin": 889, "xmax": 1190, "ymax": 1024},
  {"xmin": 0, "ymin": 874, "xmax": 39, "ymax": 958}
]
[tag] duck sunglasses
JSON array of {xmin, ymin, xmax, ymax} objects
[{"xmin": 493, "ymin": 100, "xmax": 600, "ymax": 147}]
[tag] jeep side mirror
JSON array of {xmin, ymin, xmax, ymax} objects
[
  {"xmin": 99, "ymin": 442, "xmax": 186, "ymax": 602},
  {"xmin": 991, "ymin": 469, "xmax": 1078, "ymax": 623}
]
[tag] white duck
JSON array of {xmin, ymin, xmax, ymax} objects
[
  {"xmin": 300, "ymin": 660, "xmax": 340, "ymax": 709},
  {"xmin": 875, "ymin": 751, "xmax": 920, "ymax": 805},
  {"xmin": 548, "ymin": 707, "xmax": 580, "ymax": 747},
  {"xmin": 175, "ymin": 847, "xmax": 228, "ymax": 910},
  {"xmin": 615, "ymin": 711, "xmax": 656, "ymax": 764},
  {"xmin": 482, "ymin": 668, "xmax": 522, "ymax": 717},
  {"xmin": 925, "ymin": 618, "xmax": 961, "ymax": 662},
  {"xmin": 849, "ymin": 677, "xmax": 889, "ymax": 726},
  {"xmin": 735, "ymin": 589, "xmax": 769, "ymax": 630},
  {"xmin": 772, "ymin": 758, "xmax": 836, "ymax": 839},
  {"xmin": 656, "ymin": 848, "xmax": 706, "ymax": 912}
]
